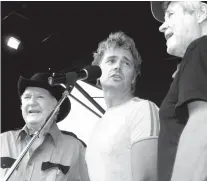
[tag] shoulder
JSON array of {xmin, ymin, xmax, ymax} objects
[
  {"xmin": 60, "ymin": 130, "xmax": 87, "ymax": 148},
  {"xmin": 0, "ymin": 129, "xmax": 21, "ymax": 139},
  {"xmin": 0, "ymin": 129, "xmax": 22, "ymax": 148},
  {"xmin": 194, "ymin": 35, "xmax": 207, "ymax": 48},
  {"xmin": 187, "ymin": 35, "xmax": 207, "ymax": 52},
  {"xmin": 128, "ymin": 98, "xmax": 159, "ymax": 125},
  {"xmin": 131, "ymin": 97, "xmax": 159, "ymax": 111},
  {"xmin": 129, "ymin": 98, "xmax": 160, "ymax": 142}
]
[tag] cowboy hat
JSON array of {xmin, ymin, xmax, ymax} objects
[{"xmin": 18, "ymin": 72, "xmax": 71, "ymax": 122}]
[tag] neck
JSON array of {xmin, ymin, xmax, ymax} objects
[
  {"xmin": 103, "ymin": 87, "xmax": 133, "ymax": 108},
  {"xmin": 27, "ymin": 119, "xmax": 55, "ymax": 137},
  {"xmin": 201, "ymin": 23, "xmax": 207, "ymax": 36}
]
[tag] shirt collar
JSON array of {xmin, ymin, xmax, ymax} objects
[
  {"xmin": 47, "ymin": 123, "xmax": 61, "ymax": 147},
  {"xmin": 16, "ymin": 123, "xmax": 61, "ymax": 147},
  {"xmin": 16, "ymin": 125, "xmax": 29, "ymax": 142}
]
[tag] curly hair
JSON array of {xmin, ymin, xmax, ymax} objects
[{"xmin": 92, "ymin": 31, "xmax": 143, "ymax": 94}]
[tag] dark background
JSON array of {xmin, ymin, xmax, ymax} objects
[{"xmin": 1, "ymin": 1, "xmax": 178, "ymax": 132}]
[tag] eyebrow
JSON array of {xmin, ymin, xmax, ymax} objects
[
  {"xmin": 22, "ymin": 93, "xmax": 31, "ymax": 97},
  {"xmin": 123, "ymin": 56, "xmax": 131, "ymax": 63},
  {"xmin": 106, "ymin": 55, "xmax": 117, "ymax": 60},
  {"xmin": 106, "ymin": 55, "xmax": 132, "ymax": 63},
  {"xmin": 22, "ymin": 92, "xmax": 46, "ymax": 97},
  {"xmin": 164, "ymin": 9, "xmax": 172, "ymax": 20},
  {"xmin": 165, "ymin": 9, "xmax": 173, "ymax": 14},
  {"xmin": 21, "ymin": 93, "xmax": 31, "ymax": 100}
]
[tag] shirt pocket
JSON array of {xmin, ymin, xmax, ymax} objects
[
  {"xmin": 0, "ymin": 157, "xmax": 17, "ymax": 181},
  {"xmin": 1, "ymin": 157, "xmax": 16, "ymax": 169},
  {"xmin": 41, "ymin": 161, "xmax": 70, "ymax": 181}
]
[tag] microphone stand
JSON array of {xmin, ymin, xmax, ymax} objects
[
  {"xmin": 4, "ymin": 79, "xmax": 105, "ymax": 181},
  {"xmin": 68, "ymin": 93, "xmax": 102, "ymax": 118},
  {"xmin": 3, "ymin": 90, "xmax": 69, "ymax": 181},
  {"xmin": 74, "ymin": 82, "xmax": 105, "ymax": 115}
]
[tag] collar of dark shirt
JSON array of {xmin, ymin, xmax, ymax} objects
[
  {"xmin": 184, "ymin": 35, "xmax": 207, "ymax": 56},
  {"xmin": 16, "ymin": 123, "xmax": 61, "ymax": 147}
]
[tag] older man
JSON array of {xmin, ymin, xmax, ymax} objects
[
  {"xmin": 151, "ymin": 1, "xmax": 207, "ymax": 181},
  {"xmin": 0, "ymin": 72, "xmax": 90, "ymax": 181},
  {"xmin": 85, "ymin": 31, "xmax": 160, "ymax": 181}
]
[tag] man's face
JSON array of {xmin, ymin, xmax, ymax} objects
[
  {"xmin": 99, "ymin": 47, "xmax": 136, "ymax": 94},
  {"xmin": 21, "ymin": 87, "xmax": 57, "ymax": 129},
  {"xmin": 159, "ymin": 2, "xmax": 200, "ymax": 57}
]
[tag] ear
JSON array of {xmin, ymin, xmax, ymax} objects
[
  {"xmin": 197, "ymin": 3, "xmax": 207, "ymax": 23},
  {"xmin": 96, "ymin": 78, "xmax": 102, "ymax": 89}
]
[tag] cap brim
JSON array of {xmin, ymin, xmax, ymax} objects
[{"xmin": 150, "ymin": 1, "xmax": 165, "ymax": 23}]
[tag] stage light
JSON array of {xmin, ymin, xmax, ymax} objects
[
  {"xmin": 7, "ymin": 37, "xmax": 21, "ymax": 50},
  {"xmin": 2, "ymin": 12, "xmax": 41, "ymax": 53}
]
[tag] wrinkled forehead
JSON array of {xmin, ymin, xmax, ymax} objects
[
  {"xmin": 164, "ymin": 1, "xmax": 184, "ymax": 19},
  {"xmin": 164, "ymin": 1, "xmax": 183, "ymax": 13},
  {"xmin": 23, "ymin": 87, "xmax": 52, "ymax": 96}
]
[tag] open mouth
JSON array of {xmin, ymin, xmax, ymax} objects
[
  {"xmin": 111, "ymin": 74, "xmax": 122, "ymax": 79},
  {"xmin": 28, "ymin": 110, "xmax": 41, "ymax": 114},
  {"xmin": 165, "ymin": 33, "xmax": 173, "ymax": 41}
]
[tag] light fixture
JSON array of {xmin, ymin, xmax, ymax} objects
[{"xmin": 7, "ymin": 37, "xmax": 21, "ymax": 50}]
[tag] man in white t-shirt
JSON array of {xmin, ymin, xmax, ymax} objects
[{"xmin": 85, "ymin": 31, "xmax": 160, "ymax": 181}]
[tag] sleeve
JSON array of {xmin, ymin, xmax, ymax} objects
[
  {"xmin": 176, "ymin": 38, "xmax": 207, "ymax": 121},
  {"xmin": 129, "ymin": 100, "xmax": 160, "ymax": 145},
  {"xmin": 79, "ymin": 144, "xmax": 90, "ymax": 181}
]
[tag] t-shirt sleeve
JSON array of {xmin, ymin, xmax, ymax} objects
[
  {"xmin": 176, "ymin": 37, "xmax": 207, "ymax": 121},
  {"xmin": 129, "ymin": 100, "xmax": 160, "ymax": 145}
]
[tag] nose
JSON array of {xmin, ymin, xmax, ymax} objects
[
  {"xmin": 114, "ymin": 60, "xmax": 122, "ymax": 70},
  {"xmin": 159, "ymin": 21, "xmax": 168, "ymax": 33}
]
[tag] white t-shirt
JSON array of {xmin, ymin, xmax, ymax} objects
[{"xmin": 85, "ymin": 97, "xmax": 160, "ymax": 181}]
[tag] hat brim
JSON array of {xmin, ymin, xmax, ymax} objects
[
  {"xmin": 18, "ymin": 76, "xmax": 71, "ymax": 122},
  {"xmin": 150, "ymin": 1, "xmax": 165, "ymax": 23}
]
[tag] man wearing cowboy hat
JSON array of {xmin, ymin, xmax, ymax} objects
[
  {"xmin": 151, "ymin": 1, "xmax": 207, "ymax": 181},
  {"xmin": 0, "ymin": 72, "xmax": 90, "ymax": 181}
]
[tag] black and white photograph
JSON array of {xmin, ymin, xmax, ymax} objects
[{"xmin": 1, "ymin": 1, "xmax": 207, "ymax": 181}]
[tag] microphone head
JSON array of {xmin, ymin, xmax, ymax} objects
[{"xmin": 83, "ymin": 65, "xmax": 102, "ymax": 80}]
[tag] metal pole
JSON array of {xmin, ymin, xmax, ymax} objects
[{"xmin": 75, "ymin": 82, "xmax": 105, "ymax": 114}]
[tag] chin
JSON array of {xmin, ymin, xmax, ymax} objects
[
  {"xmin": 167, "ymin": 40, "xmax": 184, "ymax": 57},
  {"xmin": 167, "ymin": 44, "xmax": 178, "ymax": 57},
  {"xmin": 167, "ymin": 47, "xmax": 175, "ymax": 56},
  {"xmin": 26, "ymin": 119, "xmax": 42, "ymax": 126}
]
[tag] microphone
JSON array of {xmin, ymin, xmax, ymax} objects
[{"xmin": 48, "ymin": 65, "xmax": 102, "ymax": 86}]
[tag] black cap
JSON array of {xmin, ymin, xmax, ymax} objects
[
  {"xmin": 150, "ymin": 1, "xmax": 166, "ymax": 23},
  {"xmin": 150, "ymin": 1, "xmax": 207, "ymax": 23}
]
